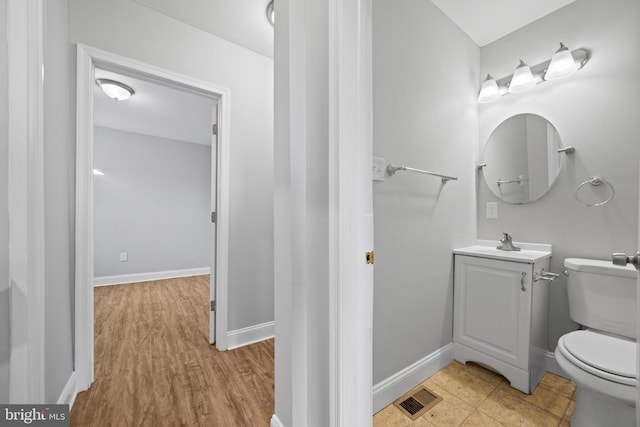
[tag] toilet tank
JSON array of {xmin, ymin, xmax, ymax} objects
[{"xmin": 564, "ymin": 258, "xmax": 637, "ymax": 339}]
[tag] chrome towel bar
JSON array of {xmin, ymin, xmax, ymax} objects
[{"xmin": 386, "ymin": 164, "xmax": 458, "ymax": 183}]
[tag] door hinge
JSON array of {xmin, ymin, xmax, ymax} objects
[
  {"xmin": 366, "ymin": 251, "xmax": 374, "ymax": 264},
  {"xmin": 212, "ymin": 123, "xmax": 218, "ymax": 135},
  {"xmin": 211, "ymin": 300, "xmax": 216, "ymax": 311},
  {"xmin": 211, "ymin": 211, "xmax": 217, "ymax": 223}
]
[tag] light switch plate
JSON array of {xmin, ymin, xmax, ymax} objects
[
  {"xmin": 372, "ymin": 157, "xmax": 386, "ymax": 181},
  {"xmin": 486, "ymin": 202, "xmax": 498, "ymax": 219}
]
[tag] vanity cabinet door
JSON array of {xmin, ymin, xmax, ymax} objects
[{"xmin": 453, "ymin": 255, "xmax": 532, "ymax": 370}]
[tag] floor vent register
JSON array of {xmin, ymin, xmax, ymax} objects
[{"xmin": 393, "ymin": 386, "xmax": 442, "ymax": 420}]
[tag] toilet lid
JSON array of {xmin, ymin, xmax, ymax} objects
[{"xmin": 562, "ymin": 330, "xmax": 636, "ymax": 379}]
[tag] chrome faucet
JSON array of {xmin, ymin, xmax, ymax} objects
[{"xmin": 497, "ymin": 233, "xmax": 521, "ymax": 251}]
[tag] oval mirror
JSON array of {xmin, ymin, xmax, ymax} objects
[{"xmin": 481, "ymin": 114, "xmax": 564, "ymax": 204}]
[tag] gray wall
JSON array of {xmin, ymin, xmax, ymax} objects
[
  {"xmin": 43, "ymin": 0, "xmax": 75, "ymax": 403},
  {"xmin": 0, "ymin": 0, "xmax": 9, "ymax": 404},
  {"xmin": 93, "ymin": 127, "xmax": 211, "ymax": 277},
  {"xmin": 372, "ymin": 0, "xmax": 479, "ymax": 384},
  {"xmin": 478, "ymin": 0, "xmax": 640, "ymax": 350},
  {"xmin": 69, "ymin": 0, "xmax": 274, "ymax": 331}
]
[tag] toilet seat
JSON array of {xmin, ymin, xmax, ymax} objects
[{"xmin": 557, "ymin": 330, "xmax": 636, "ymax": 386}]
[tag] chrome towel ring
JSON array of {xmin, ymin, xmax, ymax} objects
[{"xmin": 575, "ymin": 176, "xmax": 615, "ymax": 207}]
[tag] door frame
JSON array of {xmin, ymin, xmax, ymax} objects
[
  {"xmin": 637, "ymin": 167, "xmax": 640, "ymax": 425},
  {"xmin": 272, "ymin": 0, "xmax": 374, "ymax": 424},
  {"xmin": 74, "ymin": 44, "xmax": 230, "ymax": 392},
  {"xmin": 7, "ymin": 0, "xmax": 46, "ymax": 404}
]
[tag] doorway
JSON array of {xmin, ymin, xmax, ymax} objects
[
  {"xmin": 92, "ymin": 67, "xmax": 217, "ymax": 342},
  {"xmin": 75, "ymin": 45, "xmax": 231, "ymax": 392}
]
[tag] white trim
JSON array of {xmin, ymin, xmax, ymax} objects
[
  {"xmin": 270, "ymin": 414, "xmax": 285, "ymax": 427},
  {"xmin": 372, "ymin": 343, "xmax": 454, "ymax": 414},
  {"xmin": 328, "ymin": 0, "xmax": 374, "ymax": 424},
  {"xmin": 7, "ymin": 0, "xmax": 46, "ymax": 404},
  {"xmin": 75, "ymin": 44, "xmax": 231, "ymax": 393},
  {"xmin": 93, "ymin": 267, "xmax": 211, "ymax": 287},
  {"xmin": 56, "ymin": 371, "xmax": 79, "ymax": 409},
  {"xmin": 226, "ymin": 321, "xmax": 275, "ymax": 350},
  {"xmin": 545, "ymin": 350, "xmax": 567, "ymax": 378}
]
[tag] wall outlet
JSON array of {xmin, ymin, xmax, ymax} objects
[
  {"xmin": 119, "ymin": 252, "xmax": 128, "ymax": 262},
  {"xmin": 372, "ymin": 157, "xmax": 386, "ymax": 181},
  {"xmin": 486, "ymin": 202, "xmax": 498, "ymax": 219}
]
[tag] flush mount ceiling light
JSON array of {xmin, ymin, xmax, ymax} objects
[
  {"xmin": 266, "ymin": 0, "xmax": 274, "ymax": 26},
  {"xmin": 95, "ymin": 78, "xmax": 135, "ymax": 101},
  {"xmin": 477, "ymin": 43, "xmax": 588, "ymax": 103}
]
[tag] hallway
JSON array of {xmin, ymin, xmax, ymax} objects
[{"xmin": 70, "ymin": 276, "xmax": 274, "ymax": 426}]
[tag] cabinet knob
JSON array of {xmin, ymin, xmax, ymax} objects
[{"xmin": 520, "ymin": 272, "xmax": 526, "ymax": 291}]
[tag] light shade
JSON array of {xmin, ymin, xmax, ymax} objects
[
  {"xmin": 477, "ymin": 74, "xmax": 500, "ymax": 103},
  {"xmin": 508, "ymin": 60, "xmax": 535, "ymax": 93},
  {"xmin": 96, "ymin": 78, "xmax": 135, "ymax": 101},
  {"xmin": 544, "ymin": 43, "xmax": 578, "ymax": 81}
]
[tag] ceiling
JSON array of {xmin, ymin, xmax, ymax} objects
[
  {"xmin": 429, "ymin": 0, "xmax": 576, "ymax": 46},
  {"xmin": 94, "ymin": 1, "xmax": 576, "ymax": 144},
  {"xmin": 132, "ymin": 0, "xmax": 274, "ymax": 58},
  {"xmin": 127, "ymin": 1, "xmax": 576, "ymax": 59},
  {"xmin": 94, "ymin": 69, "xmax": 216, "ymax": 146}
]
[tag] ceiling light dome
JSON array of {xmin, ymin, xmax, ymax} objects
[
  {"xmin": 96, "ymin": 78, "xmax": 135, "ymax": 101},
  {"xmin": 266, "ymin": 0, "xmax": 274, "ymax": 26}
]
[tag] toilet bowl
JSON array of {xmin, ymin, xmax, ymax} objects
[{"xmin": 555, "ymin": 258, "xmax": 637, "ymax": 427}]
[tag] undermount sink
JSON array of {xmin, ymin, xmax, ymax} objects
[{"xmin": 454, "ymin": 240, "xmax": 552, "ymax": 263}]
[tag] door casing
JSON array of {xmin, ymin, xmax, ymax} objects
[{"xmin": 74, "ymin": 44, "xmax": 231, "ymax": 393}]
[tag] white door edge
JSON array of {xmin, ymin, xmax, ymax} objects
[
  {"xmin": 636, "ymin": 166, "xmax": 640, "ymax": 425},
  {"xmin": 209, "ymin": 101, "xmax": 219, "ymax": 345},
  {"xmin": 74, "ymin": 44, "xmax": 231, "ymax": 391}
]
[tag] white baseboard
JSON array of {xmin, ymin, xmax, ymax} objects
[
  {"xmin": 270, "ymin": 414, "xmax": 285, "ymax": 427},
  {"xmin": 545, "ymin": 350, "xmax": 567, "ymax": 378},
  {"xmin": 226, "ymin": 321, "xmax": 275, "ymax": 350},
  {"xmin": 372, "ymin": 343, "xmax": 454, "ymax": 414},
  {"xmin": 94, "ymin": 267, "xmax": 210, "ymax": 287},
  {"xmin": 57, "ymin": 371, "xmax": 79, "ymax": 409}
]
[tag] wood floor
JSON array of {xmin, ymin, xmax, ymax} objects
[{"xmin": 70, "ymin": 276, "xmax": 274, "ymax": 427}]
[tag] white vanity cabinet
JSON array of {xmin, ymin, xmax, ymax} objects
[{"xmin": 453, "ymin": 242, "xmax": 552, "ymax": 394}]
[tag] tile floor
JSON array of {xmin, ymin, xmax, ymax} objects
[{"xmin": 373, "ymin": 361, "xmax": 576, "ymax": 426}]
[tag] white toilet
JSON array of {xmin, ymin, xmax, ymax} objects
[{"xmin": 555, "ymin": 258, "xmax": 637, "ymax": 427}]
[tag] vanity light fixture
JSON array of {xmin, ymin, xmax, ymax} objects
[
  {"xmin": 477, "ymin": 43, "xmax": 588, "ymax": 103},
  {"xmin": 95, "ymin": 78, "xmax": 135, "ymax": 101},
  {"xmin": 266, "ymin": 0, "xmax": 274, "ymax": 26}
]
